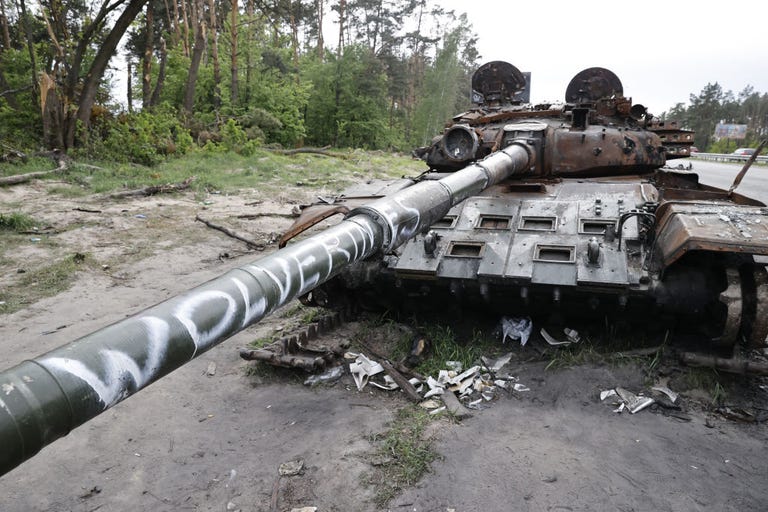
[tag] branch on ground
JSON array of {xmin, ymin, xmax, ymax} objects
[
  {"xmin": 0, "ymin": 158, "xmax": 68, "ymax": 186},
  {"xmin": 105, "ymin": 176, "xmax": 196, "ymax": 199},
  {"xmin": 195, "ymin": 214, "xmax": 265, "ymax": 250},
  {"xmin": 265, "ymin": 146, "xmax": 350, "ymax": 159}
]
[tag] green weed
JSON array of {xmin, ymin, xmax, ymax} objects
[
  {"xmin": 0, "ymin": 212, "xmax": 37, "ymax": 232},
  {"xmin": 0, "ymin": 253, "xmax": 92, "ymax": 314},
  {"xmin": 365, "ymin": 406, "xmax": 439, "ymax": 507}
]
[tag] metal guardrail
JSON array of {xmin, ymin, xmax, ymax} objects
[{"xmin": 691, "ymin": 152, "xmax": 768, "ymax": 163}]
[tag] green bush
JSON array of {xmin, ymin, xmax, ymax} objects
[{"xmin": 78, "ymin": 110, "xmax": 194, "ymax": 165}]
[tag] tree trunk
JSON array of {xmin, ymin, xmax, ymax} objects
[
  {"xmin": 180, "ymin": 0, "xmax": 190, "ymax": 56},
  {"xmin": 142, "ymin": 0, "xmax": 154, "ymax": 108},
  {"xmin": 316, "ymin": 0, "xmax": 323, "ymax": 60},
  {"xmin": 69, "ymin": 0, "xmax": 149, "ymax": 149},
  {"xmin": 127, "ymin": 59, "xmax": 134, "ymax": 113},
  {"xmin": 230, "ymin": 0, "xmax": 238, "ymax": 106},
  {"xmin": 336, "ymin": 0, "xmax": 345, "ymax": 58},
  {"xmin": 208, "ymin": 0, "xmax": 221, "ymax": 112},
  {"xmin": 244, "ymin": 0, "xmax": 253, "ymax": 104},
  {"xmin": 40, "ymin": 73, "xmax": 64, "ymax": 149},
  {"xmin": 0, "ymin": 0, "xmax": 11, "ymax": 50},
  {"xmin": 169, "ymin": 0, "xmax": 182, "ymax": 47},
  {"xmin": 183, "ymin": 0, "xmax": 206, "ymax": 114},
  {"xmin": 150, "ymin": 37, "xmax": 166, "ymax": 106}
]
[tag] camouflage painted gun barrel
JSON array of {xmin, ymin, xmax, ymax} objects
[{"xmin": 0, "ymin": 143, "xmax": 534, "ymax": 477}]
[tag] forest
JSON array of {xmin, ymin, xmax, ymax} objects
[{"xmin": 0, "ymin": 0, "xmax": 766, "ymax": 165}]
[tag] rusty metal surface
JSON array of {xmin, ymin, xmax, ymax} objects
[{"xmin": 654, "ymin": 201, "xmax": 768, "ymax": 267}]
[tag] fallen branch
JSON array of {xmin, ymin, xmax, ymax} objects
[
  {"xmin": 236, "ymin": 212, "xmax": 297, "ymax": 219},
  {"xmin": 0, "ymin": 158, "xmax": 67, "ymax": 186},
  {"xmin": 106, "ymin": 176, "xmax": 196, "ymax": 199},
  {"xmin": 266, "ymin": 146, "xmax": 350, "ymax": 159},
  {"xmin": 378, "ymin": 359, "xmax": 423, "ymax": 402},
  {"xmin": 679, "ymin": 352, "xmax": 768, "ymax": 376},
  {"xmin": 357, "ymin": 339, "xmax": 424, "ymax": 403},
  {"xmin": 195, "ymin": 214, "xmax": 264, "ymax": 250},
  {"xmin": 73, "ymin": 207, "xmax": 103, "ymax": 214}
]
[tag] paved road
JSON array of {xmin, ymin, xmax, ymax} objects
[{"xmin": 687, "ymin": 158, "xmax": 768, "ymax": 203}]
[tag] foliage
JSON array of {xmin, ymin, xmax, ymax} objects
[
  {"xmin": 411, "ymin": 21, "xmax": 476, "ymax": 147},
  {"xmin": 0, "ymin": 212, "xmax": 37, "ymax": 232},
  {"xmin": 664, "ymin": 82, "xmax": 768, "ymax": 151},
  {"xmin": 75, "ymin": 110, "xmax": 194, "ymax": 165}
]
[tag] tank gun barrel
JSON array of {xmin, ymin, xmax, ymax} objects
[{"xmin": 0, "ymin": 142, "xmax": 534, "ymax": 477}]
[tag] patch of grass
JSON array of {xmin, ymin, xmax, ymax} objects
[
  {"xmin": 683, "ymin": 367, "xmax": 727, "ymax": 404},
  {"xmin": 40, "ymin": 149, "xmax": 424, "ymax": 198},
  {"xmin": 0, "ymin": 212, "xmax": 37, "ymax": 232},
  {"xmin": 413, "ymin": 324, "xmax": 498, "ymax": 377},
  {"xmin": 0, "ymin": 157, "xmax": 57, "ymax": 177},
  {"xmin": 0, "ymin": 253, "xmax": 92, "ymax": 314},
  {"xmin": 364, "ymin": 406, "xmax": 439, "ymax": 507},
  {"xmin": 544, "ymin": 340, "xmax": 604, "ymax": 371}
]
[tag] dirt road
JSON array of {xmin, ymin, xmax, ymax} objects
[{"xmin": 1, "ymin": 182, "xmax": 766, "ymax": 511}]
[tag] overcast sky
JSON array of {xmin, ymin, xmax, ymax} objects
[{"xmin": 437, "ymin": 0, "xmax": 768, "ymax": 114}]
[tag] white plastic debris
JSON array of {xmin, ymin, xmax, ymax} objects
[
  {"xmin": 564, "ymin": 328, "xmax": 581, "ymax": 343},
  {"xmin": 369, "ymin": 374, "xmax": 399, "ymax": 391},
  {"xmin": 652, "ymin": 385, "xmax": 679, "ymax": 403},
  {"xmin": 541, "ymin": 327, "xmax": 582, "ymax": 346},
  {"xmin": 600, "ymin": 389, "xmax": 618, "ymax": 401},
  {"xmin": 428, "ymin": 406, "xmax": 446, "ymax": 415},
  {"xmin": 512, "ymin": 383, "xmax": 530, "ymax": 392},
  {"xmin": 540, "ymin": 328, "xmax": 570, "ymax": 346},
  {"xmin": 348, "ymin": 354, "xmax": 384, "ymax": 391},
  {"xmin": 424, "ymin": 387, "xmax": 444, "ymax": 398},
  {"xmin": 616, "ymin": 387, "xmax": 654, "ymax": 414},
  {"xmin": 500, "ymin": 316, "xmax": 533, "ymax": 346}
]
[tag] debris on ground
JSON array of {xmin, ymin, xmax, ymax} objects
[
  {"xmin": 601, "ymin": 387, "xmax": 655, "ymax": 414},
  {"xmin": 540, "ymin": 327, "xmax": 581, "ymax": 346},
  {"xmin": 651, "ymin": 385, "xmax": 678, "ymax": 403},
  {"xmin": 278, "ymin": 460, "xmax": 305, "ymax": 477},
  {"xmin": 349, "ymin": 353, "xmax": 384, "ymax": 390},
  {"xmin": 441, "ymin": 390, "xmax": 473, "ymax": 419},
  {"xmin": 303, "ymin": 365, "xmax": 345, "ymax": 387},
  {"xmin": 499, "ymin": 316, "xmax": 532, "ymax": 346}
]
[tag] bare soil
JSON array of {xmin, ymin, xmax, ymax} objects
[{"xmin": 1, "ymin": 180, "xmax": 767, "ymax": 512}]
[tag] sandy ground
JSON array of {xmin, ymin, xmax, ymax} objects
[{"xmin": 1, "ymin": 180, "xmax": 767, "ymax": 512}]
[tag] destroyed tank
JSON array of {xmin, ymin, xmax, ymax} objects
[
  {"xmin": 282, "ymin": 61, "xmax": 768, "ymax": 349},
  {"xmin": 1, "ymin": 61, "xmax": 767, "ymax": 477}
]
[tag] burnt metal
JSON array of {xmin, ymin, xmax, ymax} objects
[
  {"xmin": 297, "ymin": 61, "xmax": 768, "ymax": 355},
  {"xmin": 565, "ymin": 67, "xmax": 623, "ymax": 103},
  {"xmin": 240, "ymin": 310, "xmax": 348, "ymax": 370},
  {"xmin": 471, "ymin": 61, "xmax": 527, "ymax": 105}
]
